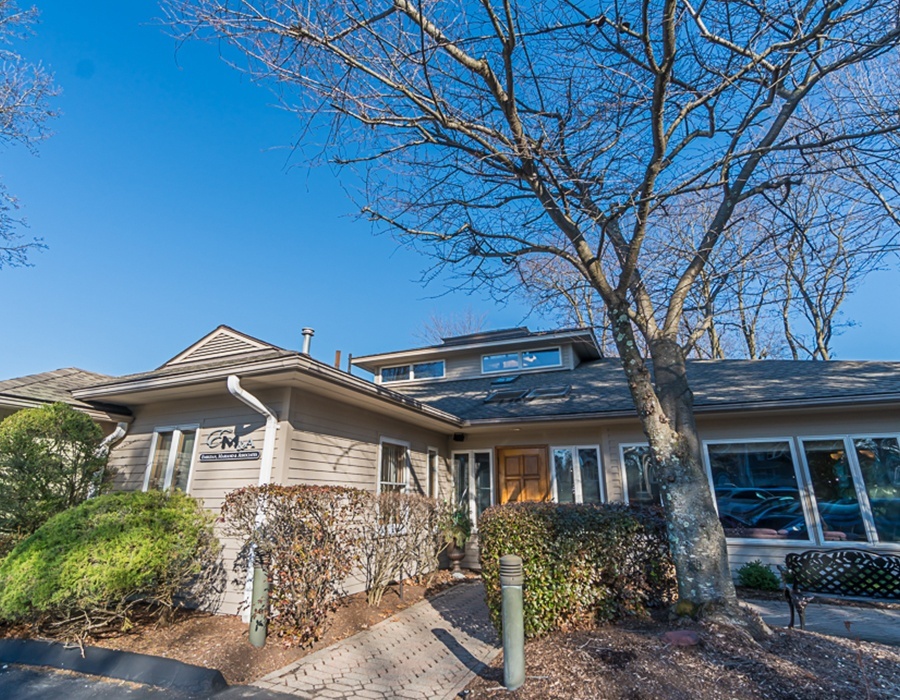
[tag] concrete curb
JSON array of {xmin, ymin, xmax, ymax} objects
[{"xmin": 0, "ymin": 638, "xmax": 228, "ymax": 695}]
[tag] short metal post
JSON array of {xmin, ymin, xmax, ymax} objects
[
  {"xmin": 249, "ymin": 565, "xmax": 269, "ymax": 648},
  {"xmin": 499, "ymin": 554, "xmax": 525, "ymax": 691}
]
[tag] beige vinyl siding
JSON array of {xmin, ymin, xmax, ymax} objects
[
  {"xmin": 107, "ymin": 390, "xmax": 289, "ymax": 506},
  {"xmin": 287, "ymin": 388, "xmax": 451, "ymax": 496}
]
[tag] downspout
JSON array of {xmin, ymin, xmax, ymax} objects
[
  {"xmin": 226, "ymin": 376, "xmax": 278, "ymax": 486},
  {"xmin": 226, "ymin": 375, "xmax": 278, "ymax": 639},
  {"xmin": 89, "ymin": 421, "xmax": 129, "ymax": 497}
]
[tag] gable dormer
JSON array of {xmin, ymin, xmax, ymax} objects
[
  {"xmin": 161, "ymin": 326, "xmax": 282, "ymax": 367},
  {"xmin": 352, "ymin": 327, "xmax": 600, "ymax": 384}
]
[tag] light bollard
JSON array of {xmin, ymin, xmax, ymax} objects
[
  {"xmin": 499, "ymin": 554, "xmax": 525, "ymax": 691},
  {"xmin": 248, "ymin": 565, "xmax": 269, "ymax": 648}
]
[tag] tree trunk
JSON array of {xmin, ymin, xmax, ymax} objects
[{"xmin": 610, "ymin": 308, "xmax": 735, "ymax": 610}]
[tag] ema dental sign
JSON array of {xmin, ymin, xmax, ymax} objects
[{"xmin": 199, "ymin": 428, "xmax": 260, "ymax": 462}]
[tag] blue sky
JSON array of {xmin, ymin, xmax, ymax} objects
[{"xmin": 1, "ymin": 2, "xmax": 898, "ymax": 382}]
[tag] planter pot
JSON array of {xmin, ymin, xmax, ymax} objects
[{"xmin": 447, "ymin": 543, "xmax": 466, "ymax": 574}]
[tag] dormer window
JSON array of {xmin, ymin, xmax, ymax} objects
[
  {"xmin": 381, "ymin": 360, "xmax": 445, "ymax": 383},
  {"xmin": 482, "ymin": 347, "xmax": 561, "ymax": 375}
]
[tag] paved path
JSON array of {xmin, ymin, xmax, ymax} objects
[
  {"xmin": 746, "ymin": 598, "xmax": 900, "ymax": 646},
  {"xmin": 253, "ymin": 582, "xmax": 500, "ymax": 700}
]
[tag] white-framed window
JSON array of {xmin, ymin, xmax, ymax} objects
[
  {"xmin": 427, "ymin": 447, "xmax": 440, "ymax": 499},
  {"xmin": 481, "ymin": 347, "xmax": 561, "ymax": 375},
  {"xmin": 453, "ymin": 450, "xmax": 493, "ymax": 528},
  {"xmin": 143, "ymin": 426, "xmax": 199, "ymax": 493},
  {"xmin": 619, "ymin": 443, "xmax": 661, "ymax": 505},
  {"xmin": 378, "ymin": 438, "xmax": 410, "ymax": 493},
  {"xmin": 381, "ymin": 360, "xmax": 445, "ymax": 383},
  {"xmin": 798, "ymin": 434, "xmax": 900, "ymax": 545},
  {"xmin": 703, "ymin": 437, "xmax": 814, "ymax": 542},
  {"xmin": 551, "ymin": 446, "xmax": 604, "ymax": 504}
]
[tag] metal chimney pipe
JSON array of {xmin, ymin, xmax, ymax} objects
[{"xmin": 301, "ymin": 327, "xmax": 315, "ymax": 355}]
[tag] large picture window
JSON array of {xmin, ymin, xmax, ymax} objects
[
  {"xmin": 144, "ymin": 427, "xmax": 197, "ymax": 492},
  {"xmin": 706, "ymin": 440, "xmax": 809, "ymax": 540},
  {"xmin": 800, "ymin": 436, "xmax": 900, "ymax": 544},
  {"xmin": 551, "ymin": 446, "xmax": 603, "ymax": 504}
]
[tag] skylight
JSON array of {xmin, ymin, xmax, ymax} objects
[
  {"xmin": 484, "ymin": 389, "xmax": 528, "ymax": 403},
  {"xmin": 525, "ymin": 386, "xmax": 571, "ymax": 400},
  {"xmin": 491, "ymin": 374, "xmax": 520, "ymax": 385}
]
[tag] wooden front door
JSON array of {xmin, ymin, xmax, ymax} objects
[{"xmin": 497, "ymin": 447, "xmax": 550, "ymax": 503}]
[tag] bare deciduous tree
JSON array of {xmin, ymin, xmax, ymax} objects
[
  {"xmin": 0, "ymin": 1, "xmax": 57, "ymax": 269},
  {"xmin": 165, "ymin": 0, "xmax": 900, "ymax": 616},
  {"xmin": 413, "ymin": 308, "xmax": 488, "ymax": 345}
]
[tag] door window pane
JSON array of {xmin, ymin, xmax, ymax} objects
[
  {"xmin": 803, "ymin": 439, "xmax": 867, "ymax": 542},
  {"xmin": 578, "ymin": 448, "xmax": 603, "ymax": 504},
  {"xmin": 454, "ymin": 453, "xmax": 469, "ymax": 507},
  {"xmin": 853, "ymin": 437, "xmax": 900, "ymax": 543},
  {"xmin": 623, "ymin": 445, "xmax": 660, "ymax": 505},
  {"xmin": 475, "ymin": 452, "xmax": 492, "ymax": 520},
  {"xmin": 553, "ymin": 449, "xmax": 575, "ymax": 504},
  {"xmin": 708, "ymin": 441, "xmax": 808, "ymax": 540}
]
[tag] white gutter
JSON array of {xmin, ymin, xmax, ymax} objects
[
  {"xmin": 227, "ymin": 375, "xmax": 280, "ymax": 624},
  {"xmin": 96, "ymin": 421, "xmax": 129, "ymax": 456},
  {"xmin": 226, "ymin": 375, "xmax": 278, "ymax": 486},
  {"xmin": 89, "ymin": 421, "xmax": 129, "ymax": 497}
]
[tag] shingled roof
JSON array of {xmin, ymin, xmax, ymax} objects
[
  {"xmin": 394, "ymin": 359, "xmax": 900, "ymax": 423},
  {"xmin": 0, "ymin": 368, "xmax": 131, "ymax": 419}
]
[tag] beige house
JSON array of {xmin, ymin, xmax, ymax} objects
[{"xmin": 5, "ymin": 324, "xmax": 899, "ymax": 614}]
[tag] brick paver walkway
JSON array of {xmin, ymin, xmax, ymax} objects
[{"xmin": 253, "ymin": 582, "xmax": 500, "ymax": 699}]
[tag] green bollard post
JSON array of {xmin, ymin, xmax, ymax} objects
[
  {"xmin": 249, "ymin": 565, "xmax": 269, "ymax": 648},
  {"xmin": 499, "ymin": 554, "xmax": 525, "ymax": 691}
]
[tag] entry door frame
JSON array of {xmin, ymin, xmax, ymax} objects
[{"xmin": 496, "ymin": 445, "xmax": 551, "ymax": 504}]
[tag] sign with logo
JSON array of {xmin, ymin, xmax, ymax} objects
[{"xmin": 199, "ymin": 428, "xmax": 260, "ymax": 462}]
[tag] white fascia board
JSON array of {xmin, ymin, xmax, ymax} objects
[{"xmin": 73, "ymin": 355, "xmax": 464, "ymax": 429}]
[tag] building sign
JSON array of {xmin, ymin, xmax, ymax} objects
[
  {"xmin": 200, "ymin": 450, "xmax": 261, "ymax": 463},
  {"xmin": 199, "ymin": 428, "xmax": 260, "ymax": 462}
]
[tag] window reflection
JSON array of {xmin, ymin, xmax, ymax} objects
[
  {"xmin": 553, "ymin": 449, "xmax": 575, "ymax": 503},
  {"xmin": 707, "ymin": 441, "xmax": 809, "ymax": 540},
  {"xmin": 853, "ymin": 437, "xmax": 900, "ymax": 543},
  {"xmin": 578, "ymin": 448, "xmax": 603, "ymax": 504},
  {"xmin": 802, "ymin": 440, "xmax": 864, "ymax": 542}
]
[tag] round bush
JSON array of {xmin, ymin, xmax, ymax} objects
[
  {"xmin": 0, "ymin": 490, "xmax": 221, "ymax": 632},
  {"xmin": 736, "ymin": 560, "xmax": 781, "ymax": 591}
]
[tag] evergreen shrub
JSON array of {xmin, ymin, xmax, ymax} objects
[
  {"xmin": 736, "ymin": 559, "xmax": 781, "ymax": 591},
  {"xmin": 479, "ymin": 502, "xmax": 676, "ymax": 637},
  {"xmin": 0, "ymin": 491, "xmax": 222, "ymax": 637},
  {"xmin": 0, "ymin": 402, "xmax": 113, "ymax": 542}
]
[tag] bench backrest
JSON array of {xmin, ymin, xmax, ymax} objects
[{"xmin": 784, "ymin": 549, "xmax": 900, "ymax": 599}]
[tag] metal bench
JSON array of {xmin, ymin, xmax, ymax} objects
[{"xmin": 777, "ymin": 549, "xmax": 900, "ymax": 630}]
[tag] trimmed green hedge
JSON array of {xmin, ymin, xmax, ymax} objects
[
  {"xmin": 479, "ymin": 502, "xmax": 676, "ymax": 637},
  {"xmin": 0, "ymin": 491, "xmax": 221, "ymax": 634}
]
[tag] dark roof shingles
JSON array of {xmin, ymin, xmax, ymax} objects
[{"xmin": 396, "ymin": 359, "xmax": 900, "ymax": 422}]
